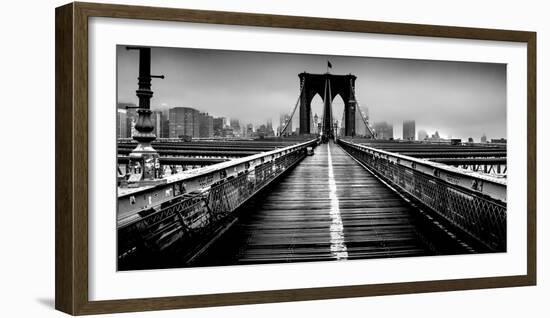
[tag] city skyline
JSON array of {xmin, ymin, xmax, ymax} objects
[
  {"xmin": 117, "ymin": 46, "xmax": 506, "ymax": 140},
  {"xmin": 116, "ymin": 102, "xmax": 278, "ymax": 139},
  {"xmin": 117, "ymin": 102, "xmax": 497, "ymax": 142}
]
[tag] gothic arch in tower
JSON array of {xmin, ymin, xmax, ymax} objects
[{"xmin": 298, "ymin": 72, "xmax": 357, "ymax": 137}]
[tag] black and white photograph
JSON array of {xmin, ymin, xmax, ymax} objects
[
  {"xmin": 1, "ymin": 0, "xmax": 543, "ymax": 316},
  {"xmin": 116, "ymin": 45, "xmax": 507, "ymax": 271}
]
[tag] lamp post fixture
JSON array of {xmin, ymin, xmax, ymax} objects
[{"xmin": 126, "ymin": 46, "xmax": 165, "ymax": 185}]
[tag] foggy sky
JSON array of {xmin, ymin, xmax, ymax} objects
[{"xmin": 117, "ymin": 46, "xmax": 506, "ymax": 141}]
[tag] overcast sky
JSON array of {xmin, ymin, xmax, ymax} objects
[{"xmin": 117, "ymin": 46, "xmax": 506, "ymax": 141}]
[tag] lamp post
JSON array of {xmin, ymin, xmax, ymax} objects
[{"xmin": 126, "ymin": 46, "xmax": 165, "ymax": 185}]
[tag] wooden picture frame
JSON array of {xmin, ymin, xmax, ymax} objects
[{"xmin": 55, "ymin": 2, "xmax": 536, "ymax": 315}]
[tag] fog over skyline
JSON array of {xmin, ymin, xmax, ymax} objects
[{"xmin": 117, "ymin": 46, "xmax": 506, "ymax": 141}]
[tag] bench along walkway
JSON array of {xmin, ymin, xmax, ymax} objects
[{"xmin": 195, "ymin": 142, "xmax": 437, "ymax": 266}]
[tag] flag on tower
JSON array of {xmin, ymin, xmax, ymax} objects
[{"xmin": 327, "ymin": 61, "xmax": 333, "ymax": 68}]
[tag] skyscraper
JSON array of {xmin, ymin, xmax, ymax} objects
[
  {"xmin": 117, "ymin": 108, "xmax": 128, "ymax": 138},
  {"xmin": 117, "ymin": 103, "xmax": 137, "ymax": 138},
  {"xmin": 257, "ymin": 124, "xmax": 267, "ymax": 137},
  {"xmin": 373, "ymin": 121, "xmax": 394, "ymax": 140},
  {"xmin": 279, "ymin": 114, "xmax": 292, "ymax": 135},
  {"xmin": 403, "ymin": 120, "xmax": 416, "ymax": 141},
  {"xmin": 161, "ymin": 111, "xmax": 169, "ymax": 138},
  {"xmin": 169, "ymin": 107, "xmax": 200, "ymax": 138},
  {"xmin": 199, "ymin": 112, "xmax": 214, "ymax": 137},
  {"xmin": 266, "ymin": 119, "xmax": 275, "ymax": 136},
  {"xmin": 246, "ymin": 123, "xmax": 254, "ymax": 137},
  {"xmin": 152, "ymin": 110, "xmax": 163, "ymax": 138},
  {"xmin": 213, "ymin": 117, "xmax": 225, "ymax": 137},
  {"xmin": 230, "ymin": 119, "xmax": 241, "ymax": 137},
  {"xmin": 430, "ymin": 131, "xmax": 441, "ymax": 141}
]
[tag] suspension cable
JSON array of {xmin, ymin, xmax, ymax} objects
[
  {"xmin": 351, "ymin": 82, "xmax": 376, "ymax": 138},
  {"xmin": 279, "ymin": 79, "xmax": 305, "ymax": 136}
]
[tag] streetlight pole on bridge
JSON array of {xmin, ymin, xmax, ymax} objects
[{"xmin": 126, "ymin": 46, "xmax": 165, "ymax": 186}]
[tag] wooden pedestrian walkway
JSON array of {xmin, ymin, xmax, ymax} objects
[{"xmin": 196, "ymin": 142, "xmax": 435, "ymax": 266}]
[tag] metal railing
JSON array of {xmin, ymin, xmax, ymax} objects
[
  {"xmin": 118, "ymin": 138, "xmax": 318, "ymax": 263},
  {"xmin": 338, "ymin": 139, "xmax": 507, "ymax": 252}
]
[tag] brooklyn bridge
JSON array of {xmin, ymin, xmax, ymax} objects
[{"xmin": 117, "ymin": 48, "xmax": 507, "ymax": 270}]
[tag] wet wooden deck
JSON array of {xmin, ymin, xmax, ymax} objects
[{"xmin": 195, "ymin": 142, "xmax": 435, "ymax": 266}]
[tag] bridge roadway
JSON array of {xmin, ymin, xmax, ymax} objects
[{"xmin": 194, "ymin": 141, "xmax": 438, "ymax": 266}]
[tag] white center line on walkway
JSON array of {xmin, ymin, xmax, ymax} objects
[{"xmin": 327, "ymin": 143, "xmax": 348, "ymax": 260}]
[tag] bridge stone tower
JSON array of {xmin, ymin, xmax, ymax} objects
[{"xmin": 298, "ymin": 72, "xmax": 357, "ymax": 138}]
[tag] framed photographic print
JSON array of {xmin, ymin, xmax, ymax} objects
[{"xmin": 55, "ymin": 2, "xmax": 536, "ymax": 315}]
